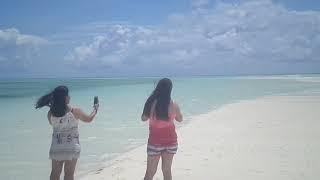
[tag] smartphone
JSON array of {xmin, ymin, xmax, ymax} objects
[{"xmin": 94, "ymin": 96, "xmax": 99, "ymax": 110}]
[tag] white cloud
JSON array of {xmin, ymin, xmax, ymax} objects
[
  {"xmin": 0, "ymin": 28, "xmax": 48, "ymax": 71},
  {"xmin": 191, "ymin": 0, "xmax": 210, "ymax": 9},
  {"xmin": 0, "ymin": 28, "xmax": 47, "ymax": 48},
  {"xmin": 2, "ymin": 0, "xmax": 319, "ymax": 77},
  {"xmin": 64, "ymin": 0, "xmax": 320, "ymax": 75}
]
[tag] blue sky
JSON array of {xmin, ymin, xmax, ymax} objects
[
  {"xmin": 1, "ymin": 0, "xmax": 319, "ymax": 34},
  {"xmin": 0, "ymin": 0, "xmax": 320, "ymax": 77},
  {"xmin": 0, "ymin": 0, "xmax": 191, "ymax": 35}
]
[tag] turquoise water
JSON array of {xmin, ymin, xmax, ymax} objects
[{"xmin": 0, "ymin": 75, "xmax": 320, "ymax": 180}]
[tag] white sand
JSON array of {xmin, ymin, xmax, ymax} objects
[{"xmin": 80, "ymin": 95, "xmax": 320, "ymax": 180}]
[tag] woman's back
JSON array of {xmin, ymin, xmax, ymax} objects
[
  {"xmin": 50, "ymin": 111, "xmax": 79, "ymax": 133},
  {"xmin": 142, "ymin": 78, "xmax": 183, "ymax": 180},
  {"xmin": 36, "ymin": 85, "xmax": 99, "ymax": 180},
  {"xmin": 49, "ymin": 110, "xmax": 81, "ymax": 160},
  {"xmin": 148, "ymin": 101, "xmax": 177, "ymax": 146}
]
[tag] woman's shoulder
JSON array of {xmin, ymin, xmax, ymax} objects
[
  {"xmin": 68, "ymin": 106, "xmax": 81, "ymax": 119},
  {"xmin": 170, "ymin": 100, "xmax": 179, "ymax": 107},
  {"xmin": 169, "ymin": 100, "xmax": 179, "ymax": 112},
  {"xmin": 68, "ymin": 105, "xmax": 81, "ymax": 111}
]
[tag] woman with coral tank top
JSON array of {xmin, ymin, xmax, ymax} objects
[{"xmin": 142, "ymin": 78, "xmax": 183, "ymax": 180}]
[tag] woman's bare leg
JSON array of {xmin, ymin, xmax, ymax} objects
[
  {"xmin": 50, "ymin": 160, "xmax": 63, "ymax": 180},
  {"xmin": 64, "ymin": 159, "xmax": 77, "ymax": 180},
  {"xmin": 144, "ymin": 155, "xmax": 160, "ymax": 180},
  {"xmin": 161, "ymin": 153, "xmax": 174, "ymax": 180}
]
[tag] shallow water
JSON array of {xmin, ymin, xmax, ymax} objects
[{"xmin": 0, "ymin": 75, "xmax": 319, "ymax": 180}]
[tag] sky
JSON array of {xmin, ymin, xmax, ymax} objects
[{"xmin": 0, "ymin": 0, "xmax": 320, "ymax": 77}]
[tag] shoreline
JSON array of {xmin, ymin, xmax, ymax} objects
[{"xmin": 79, "ymin": 94, "xmax": 320, "ymax": 180}]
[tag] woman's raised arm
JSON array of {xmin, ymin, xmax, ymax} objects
[{"xmin": 72, "ymin": 107, "xmax": 98, "ymax": 123}]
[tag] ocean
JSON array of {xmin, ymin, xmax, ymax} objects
[{"xmin": 0, "ymin": 75, "xmax": 319, "ymax": 180}]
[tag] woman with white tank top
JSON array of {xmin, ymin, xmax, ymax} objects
[{"xmin": 36, "ymin": 86, "xmax": 99, "ymax": 180}]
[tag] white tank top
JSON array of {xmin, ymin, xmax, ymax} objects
[{"xmin": 50, "ymin": 110, "xmax": 80, "ymax": 153}]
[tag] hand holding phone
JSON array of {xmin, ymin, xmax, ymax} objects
[{"xmin": 93, "ymin": 96, "xmax": 99, "ymax": 111}]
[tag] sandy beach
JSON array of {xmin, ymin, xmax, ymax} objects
[{"xmin": 80, "ymin": 95, "xmax": 320, "ymax": 180}]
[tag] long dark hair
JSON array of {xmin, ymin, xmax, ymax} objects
[
  {"xmin": 35, "ymin": 86, "xmax": 69, "ymax": 117},
  {"xmin": 143, "ymin": 78, "xmax": 172, "ymax": 120}
]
